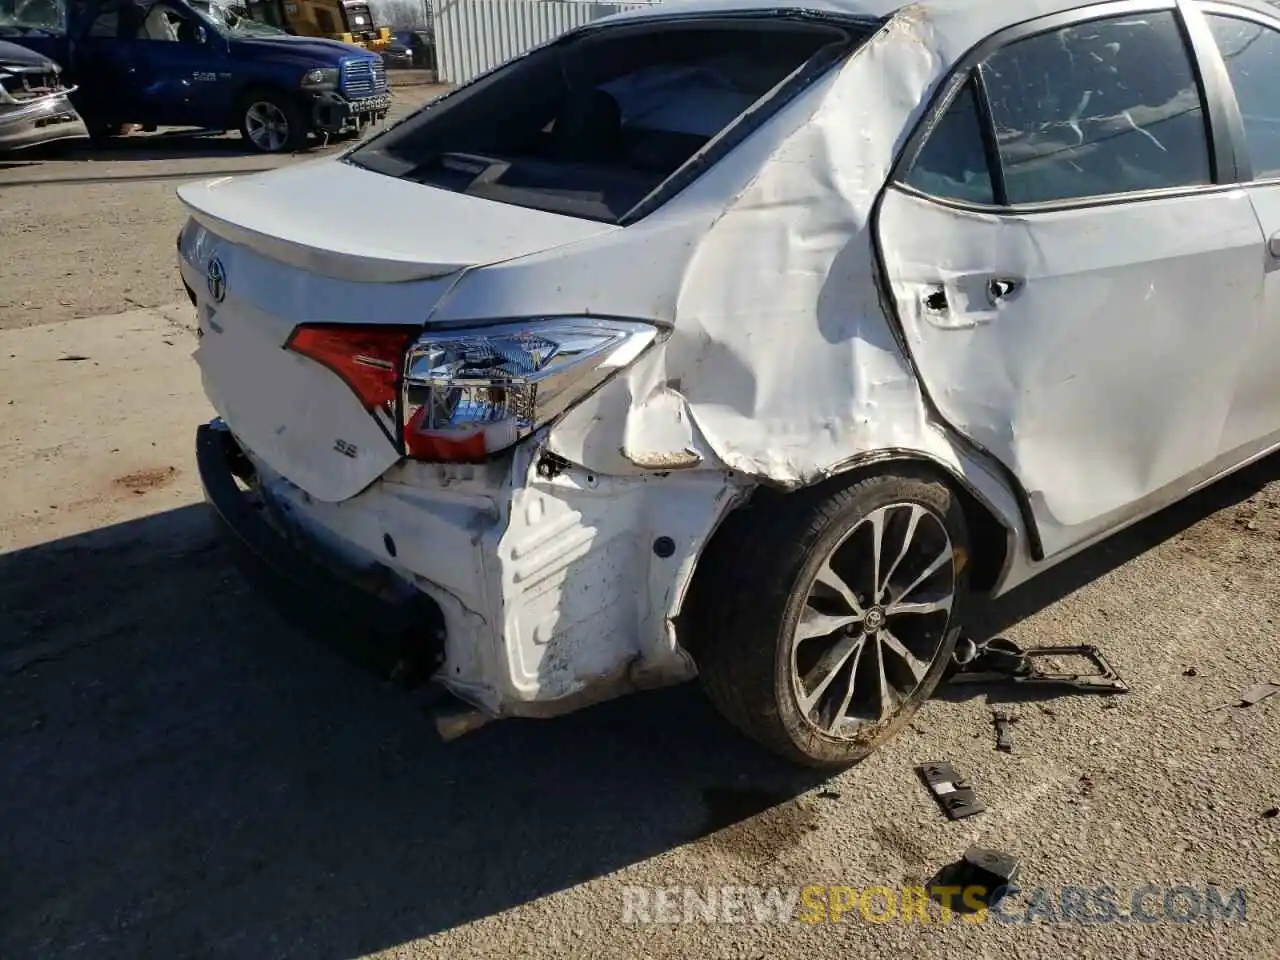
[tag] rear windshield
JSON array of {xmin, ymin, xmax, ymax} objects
[{"xmin": 347, "ymin": 16, "xmax": 862, "ymax": 223}]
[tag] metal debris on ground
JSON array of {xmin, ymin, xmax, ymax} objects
[
  {"xmin": 1237, "ymin": 681, "xmax": 1280, "ymax": 706},
  {"xmin": 948, "ymin": 636, "xmax": 1129, "ymax": 693},
  {"xmin": 1210, "ymin": 680, "xmax": 1280, "ymax": 711},
  {"xmin": 927, "ymin": 846, "xmax": 1020, "ymax": 912},
  {"xmin": 917, "ymin": 761, "xmax": 986, "ymax": 821},
  {"xmin": 991, "ymin": 710, "xmax": 1017, "ymax": 752},
  {"xmin": 960, "ymin": 845, "xmax": 1020, "ymax": 889},
  {"xmin": 816, "ymin": 788, "xmax": 842, "ymax": 800}
]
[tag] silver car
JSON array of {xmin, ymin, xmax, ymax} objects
[{"xmin": 182, "ymin": 0, "xmax": 1280, "ymax": 766}]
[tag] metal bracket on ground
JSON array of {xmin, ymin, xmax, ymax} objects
[
  {"xmin": 948, "ymin": 637, "xmax": 1128, "ymax": 693},
  {"xmin": 917, "ymin": 760, "xmax": 986, "ymax": 821}
]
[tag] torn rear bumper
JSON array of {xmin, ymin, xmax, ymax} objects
[
  {"xmin": 196, "ymin": 421, "xmax": 443, "ymax": 676},
  {"xmin": 0, "ymin": 90, "xmax": 87, "ymax": 151},
  {"xmin": 195, "ymin": 418, "xmax": 743, "ymax": 719}
]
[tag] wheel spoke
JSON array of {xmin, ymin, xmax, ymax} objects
[
  {"xmin": 797, "ymin": 634, "xmax": 862, "ymax": 714},
  {"xmin": 887, "ymin": 597, "xmax": 950, "ymax": 617},
  {"xmin": 874, "ymin": 637, "xmax": 899, "ymax": 721},
  {"xmin": 879, "ymin": 504, "xmax": 922, "ymax": 599},
  {"xmin": 814, "ymin": 560, "xmax": 864, "ymax": 615},
  {"xmin": 891, "ymin": 546, "xmax": 952, "ymax": 604},
  {"xmin": 879, "ymin": 628, "xmax": 929, "ymax": 685},
  {"xmin": 827, "ymin": 637, "xmax": 868, "ymax": 733},
  {"xmin": 795, "ymin": 608, "xmax": 861, "ymax": 643},
  {"xmin": 868, "ymin": 509, "xmax": 886, "ymax": 604}
]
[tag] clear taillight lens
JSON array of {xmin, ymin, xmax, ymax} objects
[{"xmin": 402, "ymin": 318, "xmax": 656, "ymax": 462}]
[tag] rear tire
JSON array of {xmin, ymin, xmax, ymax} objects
[
  {"xmin": 238, "ymin": 90, "xmax": 307, "ymax": 154},
  {"xmin": 689, "ymin": 468, "xmax": 970, "ymax": 768}
]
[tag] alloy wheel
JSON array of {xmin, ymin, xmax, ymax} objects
[
  {"xmin": 245, "ymin": 101, "xmax": 290, "ymax": 152},
  {"xmin": 789, "ymin": 502, "xmax": 957, "ymax": 738}
]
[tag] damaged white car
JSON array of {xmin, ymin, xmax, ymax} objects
[{"xmin": 182, "ymin": 0, "xmax": 1280, "ymax": 766}]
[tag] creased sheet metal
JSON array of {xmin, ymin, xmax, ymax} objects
[
  {"xmin": 434, "ymin": 5, "xmax": 1030, "ymax": 583},
  {"xmin": 666, "ymin": 12, "xmax": 944, "ymax": 484}
]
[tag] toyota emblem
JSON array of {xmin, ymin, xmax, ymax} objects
[{"xmin": 207, "ymin": 256, "xmax": 227, "ymax": 303}]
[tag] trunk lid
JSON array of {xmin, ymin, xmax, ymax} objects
[{"xmin": 179, "ymin": 159, "xmax": 618, "ymax": 501}]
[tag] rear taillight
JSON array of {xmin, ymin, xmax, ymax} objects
[
  {"xmin": 401, "ymin": 319, "xmax": 656, "ymax": 463},
  {"xmin": 285, "ymin": 318, "xmax": 656, "ymax": 463},
  {"xmin": 285, "ymin": 324, "xmax": 419, "ymax": 413}
]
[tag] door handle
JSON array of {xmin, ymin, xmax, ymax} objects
[
  {"xmin": 1268, "ymin": 232, "xmax": 1280, "ymax": 258},
  {"xmin": 986, "ymin": 277, "xmax": 1022, "ymax": 305}
]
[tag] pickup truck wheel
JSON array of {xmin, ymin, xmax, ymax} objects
[
  {"xmin": 239, "ymin": 92, "xmax": 306, "ymax": 153},
  {"xmin": 689, "ymin": 469, "xmax": 970, "ymax": 768}
]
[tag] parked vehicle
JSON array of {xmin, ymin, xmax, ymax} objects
[
  {"xmin": 379, "ymin": 35, "xmax": 409, "ymax": 68},
  {"xmin": 384, "ymin": 28, "xmax": 433, "ymax": 70},
  {"xmin": 0, "ymin": 38, "xmax": 85, "ymax": 150},
  {"xmin": 5, "ymin": 0, "xmax": 390, "ymax": 152},
  {"xmin": 181, "ymin": 0, "xmax": 1280, "ymax": 766}
]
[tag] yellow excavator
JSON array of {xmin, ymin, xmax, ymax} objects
[{"xmin": 235, "ymin": 0, "xmax": 393, "ymax": 51}]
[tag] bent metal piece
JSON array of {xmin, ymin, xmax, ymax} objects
[{"xmin": 948, "ymin": 636, "xmax": 1129, "ymax": 693}]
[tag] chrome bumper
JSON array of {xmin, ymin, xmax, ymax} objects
[{"xmin": 0, "ymin": 88, "xmax": 87, "ymax": 151}]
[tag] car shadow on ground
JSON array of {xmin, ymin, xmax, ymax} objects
[
  {"xmin": 0, "ymin": 504, "xmax": 823, "ymax": 958},
  {"xmin": 2, "ymin": 452, "xmax": 1276, "ymax": 957}
]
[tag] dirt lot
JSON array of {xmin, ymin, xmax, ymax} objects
[
  {"xmin": 1, "ymin": 90, "xmax": 1278, "ymax": 958},
  {"xmin": 0, "ymin": 84, "xmax": 449, "ymax": 332}
]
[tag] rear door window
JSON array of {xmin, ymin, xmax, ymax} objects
[
  {"xmin": 980, "ymin": 11, "xmax": 1212, "ymax": 204},
  {"xmin": 902, "ymin": 80, "xmax": 995, "ymax": 204}
]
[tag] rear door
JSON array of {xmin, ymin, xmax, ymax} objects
[
  {"xmin": 876, "ymin": 3, "xmax": 1263, "ymax": 559},
  {"xmin": 1196, "ymin": 4, "xmax": 1280, "ymax": 453}
]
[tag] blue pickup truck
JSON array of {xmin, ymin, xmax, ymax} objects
[{"xmin": 1, "ymin": 0, "xmax": 390, "ymax": 151}]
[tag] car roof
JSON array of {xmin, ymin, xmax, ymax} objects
[
  {"xmin": 603, "ymin": 0, "xmax": 1280, "ymax": 63},
  {"xmin": 603, "ymin": 0, "xmax": 1098, "ymax": 27},
  {"xmin": 595, "ymin": 0, "xmax": 1108, "ymax": 58}
]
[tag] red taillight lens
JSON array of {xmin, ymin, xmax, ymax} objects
[
  {"xmin": 285, "ymin": 324, "xmax": 418, "ymax": 412},
  {"xmin": 403, "ymin": 405, "xmax": 491, "ymax": 462}
]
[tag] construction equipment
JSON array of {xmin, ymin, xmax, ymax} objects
[{"xmin": 236, "ymin": 0, "xmax": 393, "ymax": 51}]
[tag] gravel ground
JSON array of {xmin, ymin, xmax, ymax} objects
[{"xmin": 0, "ymin": 101, "xmax": 1277, "ymax": 958}]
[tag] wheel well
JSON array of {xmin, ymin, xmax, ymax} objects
[
  {"xmin": 950, "ymin": 478, "xmax": 1008, "ymax": 595},
  {"xmin": 679, "ymin": 458, "xmax": 1010, "ymax": 649},
  {"xmin": 232, "ymin": 84, "xmax": 293, "ymax": 119}
]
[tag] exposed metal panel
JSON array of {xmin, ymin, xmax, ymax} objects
[{"xmin": 431, "ymin": 0, "xmax": 660, "ymax": 85}]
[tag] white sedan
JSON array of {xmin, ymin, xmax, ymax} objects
[{"xmin": 180, "ymin": 0, "xmax": 1280, "ymax": 766}]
